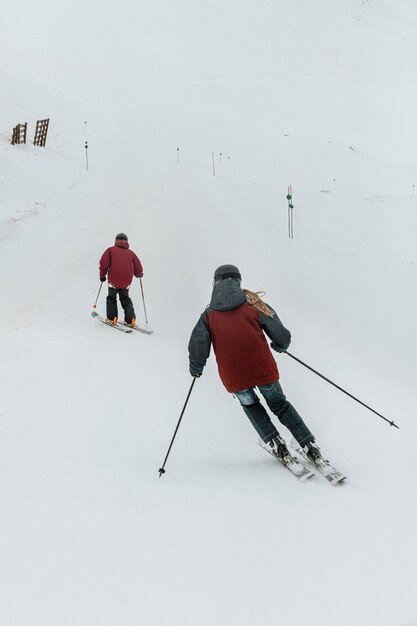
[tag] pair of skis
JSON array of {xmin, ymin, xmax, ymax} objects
[
  {"xmin": 91, "ymin": 311, "xmax": 153, "ymax": 335},
  {"xmin": 259, "ymin": 437, "xmax": 346, "ymax": 486},
  {"xmin": 93, "ymin": 309, "xmax": 344, "ymax": 485}
]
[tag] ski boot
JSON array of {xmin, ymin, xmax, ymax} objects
[
  {"xmin": 261, "ymin": 434, "xmax": 315, "ymax": 480},
  {"xmin": 298, "ymin": 440, "xmax": 346, "ymax": 485},
  {"xmin": 303, "ymin": 441, "xmax": 324, "ymax": 465},
  {"xmin": 123, "ymin": 318, "xmax": 136, "ymax": 328},
  {"xmin": 268, "ymin": 434, "xmax": 292, "ymax": 463}
]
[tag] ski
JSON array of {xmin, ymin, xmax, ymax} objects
[
  {"xmin": 258, "ymin": 438, "xmax": 315, "ymax": 481},
  {"xmin": 117, "ymin": 321, "xmax": 153, "ymax": 335},
  {"xmin": 91, "ymin": 311, "xmax": 133, "ymax": 333},
  {"xmin": 290, "ymin": 438, "xmax": 346, "ymax": 486}
]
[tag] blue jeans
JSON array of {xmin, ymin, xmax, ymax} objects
[{"xmin": 234, "ymin": 380, "xmax": 314, "ymax": 446}]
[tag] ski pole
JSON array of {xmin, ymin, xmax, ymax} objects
[
  {"xmin": 159, "ymin": 377, "xmax": 197, "ymax": 478},
  {"xmin": 93, "ymin": 282, "xmax": 103, "ymax": 309},
  {"xmin": 140, "ymin": 277, "xmax": 149, "ymax": 325},
  {"xmin": 285, "ymin": 351, "xmax": 399, "ymax": 429}
]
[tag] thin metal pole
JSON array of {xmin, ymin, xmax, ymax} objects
[
  {"xmin": 288, "ymin": 205, "xmax": 290, "ymax": 238},
  {"xmin": 285, "ymin": 351, "xmax": 399, "ymax": 429},
  {"xmin": 287, "ymin": 186, "xmax": 293, "ymax": 238},
  {"xmin": 84, "ymin": 122, "xmax": 89, "ymax": 171},
  {"xmin": 140, "ymin": 277, "xmax": 149, "ymax": 325},
  {"xmin": 159, "ymin": 378, "xmax": 197, "ymax": 477},
  {"xmin": 93, "ymin": 282, "xmax": 103, "ymax": 309}
]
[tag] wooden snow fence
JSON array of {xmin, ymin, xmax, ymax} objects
[
  {"xmin": 11, "ymin": 123, "xmax": 28, "ymax": 145},
  {"xmin": 33, "ymin": 118, "xmax": 50, "ymax": 147}
]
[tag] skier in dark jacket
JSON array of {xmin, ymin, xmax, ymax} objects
[
  {"xmin": 99, "ymin": 233, "xmax": 143, "ymax": 326},
  {"xmin": 188, "ymin": 264, "xmax": 324, "ymax": 465}
]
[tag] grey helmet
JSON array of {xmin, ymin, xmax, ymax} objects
[
  {"xmin": 213, "ymin": 264, "xmax": 242, "ymax": 285},
  {"xmin": 115, "ymin": 233, "xmax": 128, "ymax": 241}
]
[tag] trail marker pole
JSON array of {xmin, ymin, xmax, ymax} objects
[
  {"xmin": 287, "ymin": 185, "xmax": 294, "ymax": 239},
  {"xmin": 212, "ymin": 152, "xmax": 216, "ymax": 177},
  {"xmin": 84, "ymin": 122, "xmax": 89, "ymax": 171}
]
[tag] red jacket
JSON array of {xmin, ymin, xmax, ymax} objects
[
  {"xmin": 99, "ymin": 240, "xmax": 143, "ymax": 289},
  {"xmin": 188, "ymin": 280, "xmax": 291, "ymax": 393},
  {"xmin": 207, "ymin": 305, "xmax": 279, "ymax": 392}
]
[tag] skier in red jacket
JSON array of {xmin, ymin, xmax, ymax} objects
[
  {"xmin": 188, "ymin": 264, "xmax": 324, "ymax": 466},
  {"xmin": 99, "ymin": 233, "xmax": 143, "ymax": 326}
]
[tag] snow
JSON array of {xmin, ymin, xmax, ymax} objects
[{"xmin": 1, "ymin": 1, "xmax": 416, "ymax": 624}]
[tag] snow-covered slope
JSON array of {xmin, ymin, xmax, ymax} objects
[{"xmin": 1, "ymin": 2, "xmax": 416, "ymax": 625}]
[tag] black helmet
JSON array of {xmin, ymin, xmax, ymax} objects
[
  {"xmin": 115, "ymin": 233, "xmax": 128, "ymax": 241},
  {"xmin": 213, "ymin": 264, "xmax": 242, "ymax": 284}
]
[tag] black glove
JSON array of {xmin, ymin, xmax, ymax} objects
[
  {"xmin": 270, "ymin": 341, "xmax": 286, "ymax": 353},
  {"xmin": 100, "ymin": 276, "xmax": 106, "ymax": 283},
  {"xmin": 192, "ymin": 373, "xmax": 202, "ymax": 378}
]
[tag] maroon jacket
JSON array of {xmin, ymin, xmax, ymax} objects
[
  {"xmin": 188, "ymin": 279, "xmax": 291, "ymax": 393},
  {"xmin": 99, "ymin": 240, "xmax": 143, "ymax": 289}
]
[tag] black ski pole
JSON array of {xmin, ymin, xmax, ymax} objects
[
  {"xmin": 285, "ymin": 351, "xmax": 399, "ymax": 429},
  {"xmin": 93, "ymin": 282, "xmax": 103, "ymax": 309},
  {"xmin": 140, "ymin": 277, "xmax": 149, "ymax": 325},
  {"xmin": 159, "ymin": 377, "xmax": 197, "ymax": 478}
]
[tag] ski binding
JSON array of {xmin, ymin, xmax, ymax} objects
[
  {"xmin": 290, "ymin": 438, "xmax": 346, "ymax": 486},
  {"xmin": 91, "ymin": 310, "xmax": 133, "ymax": 333},
  {"xmin": 258, "ymin": 438, "xmax": 315, "ymax": 481}
]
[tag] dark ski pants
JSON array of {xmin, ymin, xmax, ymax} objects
[
  {"xmin": 234, "ymin": 380, "xmax": 314, "ymax": 447},
  {"xmin": 106, "ymin": 287, "xmax": 135, "ymax": 323}
]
